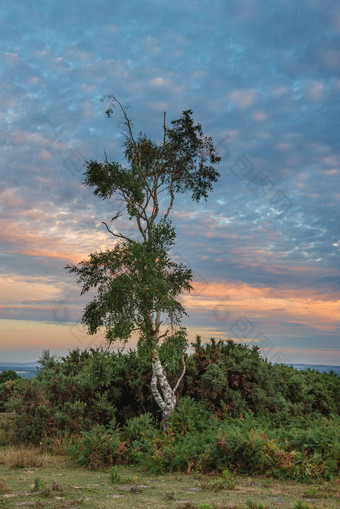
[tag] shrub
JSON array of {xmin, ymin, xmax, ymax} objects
[
  {"xmin": 67, "ymin": 424, "xmax": 125, "ymax": 469},
  {"xmin": 6, "ymin": 340, "xmax": 340, "ymax": 467},
  {"xmin": 168, "ymin": 397, "xmax": 216, "ymax": 434},
  {"xmin": 109, "ymin": 465, "xmax": 121, "ymax": 483},
  {"xmin": 0, "ymin": 370, "xmax": 20, "ymax": 412},
  {"xmin": 123, "ymin": 412, "xmax": 159, "ymax": 464}
]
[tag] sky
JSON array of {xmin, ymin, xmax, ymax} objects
[{"xmin": 1, "ymin": 0, "xmax": 340, "ymax": 364}]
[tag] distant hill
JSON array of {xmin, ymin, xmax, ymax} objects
[
  {"xmin": 0, "ymin": 361, "xmax": 339, "ymax": 379},
  {"xmin": 0, "ymin": 362, "xmax": 39, "ymax": 379},
  {"xmin": 291, "ymin": 363, "xmax": 340, "ymax": 376}
]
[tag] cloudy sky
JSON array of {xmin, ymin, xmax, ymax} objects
[{"xmin": 1, "ymin": 0, "xmax": 339, "ymax": 364}]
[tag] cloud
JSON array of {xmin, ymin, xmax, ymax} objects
[{"xmin": 0, "ymin": 0, "xmax": 339, "ymax": 363}]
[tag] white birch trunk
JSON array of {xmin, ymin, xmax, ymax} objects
[{"xmin": 150, "ymin": 350, "xmax": 186, "ymax": 433}]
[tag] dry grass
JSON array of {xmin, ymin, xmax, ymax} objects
[
  {"xmin": 0, "ymin": 428, "xmax": 10, "ymax": 446},
  {"xmin": 0, "ymin": 446, "xmax": 47, "ymax": 468}
]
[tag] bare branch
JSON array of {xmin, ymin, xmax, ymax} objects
[
  {"xmin": 105, "ymin": 95, "xmax": 136, "ymax": 146},
  {"xmin": 102, "ymin": 222, "xmax": 135, "ymax": 243},
  {"xmin": 158, "ymin": 329, "xmax": 169, "ymax": 340}
]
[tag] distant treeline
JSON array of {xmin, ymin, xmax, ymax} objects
[{"xmin": 1, "ymin": 358, "xmax": 340, "ymax": 380}]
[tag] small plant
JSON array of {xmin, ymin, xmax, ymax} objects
[
  {"xmin": 245, "ymin": 499, "xmax": 265, "ymax": 509},
  {"xmin": 292, "ymin": 501, "xmax": 314, "ymax": 509},
  {"xmin": 30, "ymin": 476, "xmax": 42, "ymax": 492},
  {"xmin": 109, "ymin": 465, "xmax": 120, "ymax": 484},
  {"xmin": 222, "ymin": 468, "xmax": 231, "ymax": 478},
  {"xmin": 303, "ymin": 485, "xmax": 319, "ymax": 498},
  {"xmin": 199, "ymin": 504, "xmax": 211, "ymax": 509},
  {"xmin": 123, "ymin": 475, "xmax": 137, "ymax": 484},
  {"xmin": 41, "ymin": 480, "xmax": 62, "ymax": 497},
  {"xmin": 205, "ymin": 473, "xmax": 235, "ymax": 492},
  {"xmin": 207, "ymin": 477, "xmax": 225, "ymax": 491}
]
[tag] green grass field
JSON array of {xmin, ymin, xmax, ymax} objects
[{"xmin": 0, "ymin": 445, "xmax": 339, "ymax": 509}]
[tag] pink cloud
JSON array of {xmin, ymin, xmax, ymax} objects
[{"xmin": 229, "ymin": 89, "xmax": 257, "ymax": 109}]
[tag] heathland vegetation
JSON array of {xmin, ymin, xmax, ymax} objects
[{"xmin": 1, "ymin": 340, "xmax": 339, "ymax": 507}]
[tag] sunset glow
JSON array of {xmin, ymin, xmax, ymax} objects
[{"xmin": 1, "ymin": 0, "xmax": 339, "ymax": 364}]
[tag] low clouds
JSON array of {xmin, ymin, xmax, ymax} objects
[{"xmin": 1, "ymin": 0, "xmax": 339, "ymax": 363}]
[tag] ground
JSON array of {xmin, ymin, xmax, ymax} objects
[{"xmin": 0, "ymin": 446, "xmax": 339, "ymax": 509}]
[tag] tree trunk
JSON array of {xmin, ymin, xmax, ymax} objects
[{"xmin": 150, "ymin": 350, "xmax": 186, "ymax": 433}]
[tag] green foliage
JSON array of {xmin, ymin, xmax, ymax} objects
[
  {"xmin": 158, "ymin": 328, "xmax": 188, "ymax": 373},
  {"xmin": 67, "ymin": 425, "xmax": 124, "ymax": 469},
  {"xmin": 33, "ymin": 476, "xmax": 41, "ymax": 492},
  {"xmin": 4, "ymin": 339, "xmax": 339, "ymax": 482},
  {"xmin": 168, "ymin": 397, "xmax": 216, "ymax": 434},
  {"xmin": 7, "ymin": 342, "xmax": 340, "ymax": 452},
  {"xmin": 7, "ymin": 348, "xmax": 156, "ymax": 444},
  {"xmin": 245, "ymin": 499, "xmax": 265, "ymax": 509},
  {"xmin": 204, "ymin": 470, "xmax": 235, "ymax": 491},
  {"xmin": 123, "ymin": 412, "xmax": 159, "ymax": 464},
  {"xmin": 109, "ymin": 465, "xmax": 121, "ymax": 484},
  {"xmin": 0, "ymin": 370, "xmax": 20, "ymax": 412},
  {"xmin": 183, "ymin": 338, "xmax": 340, "ymax": 420},
  {"xmin": 0, "ymin": 370, "xmax": 19, "ymax": 384},
  {"xmin": 116, "ymin": 405, "xmax": 339, "ymax": 480},
  {"xmin": 67, "ymin": 225, "xmax": 193, "ymax": 346},
  {"xmin": 292, "ymin": 501, "xmax": 315, "ymax": 509}
]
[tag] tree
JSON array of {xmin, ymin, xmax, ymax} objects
[
  {"xmin": 0, "ymin": 370, "xmax": 19, "ymax": 384},
  {"xmin": 66, "ymin": 96, "xmax": 221, "ymax": 431}
]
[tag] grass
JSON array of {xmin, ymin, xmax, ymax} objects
[
  {"xmin": 0, "ymin": 445, "xmax": 339, "ymax": 508},
  {"xmin": 0, "ymin": 446, "xmax": 48, "ymax": 468}
]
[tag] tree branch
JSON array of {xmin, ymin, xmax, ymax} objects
[
  {"xmin": 108, "ymin": 95, "xmax": 136, "ymax": 146},
  {"xmin": 102, "ymin": 222, "xmax": 135, "ymax": 243},
  {"xmin": 173, "ymin": 356, "xmax": 186, "ymax": 393}
]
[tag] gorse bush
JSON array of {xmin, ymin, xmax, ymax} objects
[
  {"xmin": 7, "ymin": 340, "xmax": 340, "ymax": 445},
  {"xmin": 0, "ymin": 370, "xmax": 20, "ymax": 412},
  {"xmin": 8, "ymin": 348, "xmax": 156, "ymax": 444},
  {"xmin": 123, "ymin": 412, "xmax": 159, "ymax": 465},
  {"xmin": 67, "ymin": 424, "xmax": 126, "ymax": 469},
  {"xmin": 5, "ymin": 339, "xmax": 340, "ymax": 481}
]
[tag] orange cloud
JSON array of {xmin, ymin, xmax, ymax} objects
[
  {"xmin": 0, "ymin": 217, "xmax": 114, "ymax": 264},
  {"xmin": 183, "ymin": 280, "xmax": 340, "ymax": 331}
]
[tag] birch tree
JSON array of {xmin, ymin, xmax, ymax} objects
[{"xmin": 66, "ymin": 96, "xmax": 220, "ymax": 431}]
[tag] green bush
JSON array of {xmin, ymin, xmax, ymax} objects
[
  {"xmin": 168, "ymin": 397, "xmax": 216, "ymax": 434},
  {"xmin": 67, "ymin": 425, "xmax": 124, "ymax": 469},
  {"xmin": 123, "ymin": 413, "xmax": 159, "ymax": 464},
  {"xmin": 119, "ymin": 411, "xmax": 339, "ymax": 480},
  {"xmin": 0, "ymin": 370, "xmax": 20, "ymax": 412},
  {"xmin": 6, "ymin": 339, "xmax": 340, "ymax": 473}
]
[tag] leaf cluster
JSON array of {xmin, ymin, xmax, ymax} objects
[{"xmin": 66, "ymin": 222, "xmax": 192, "ymax": 345}]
